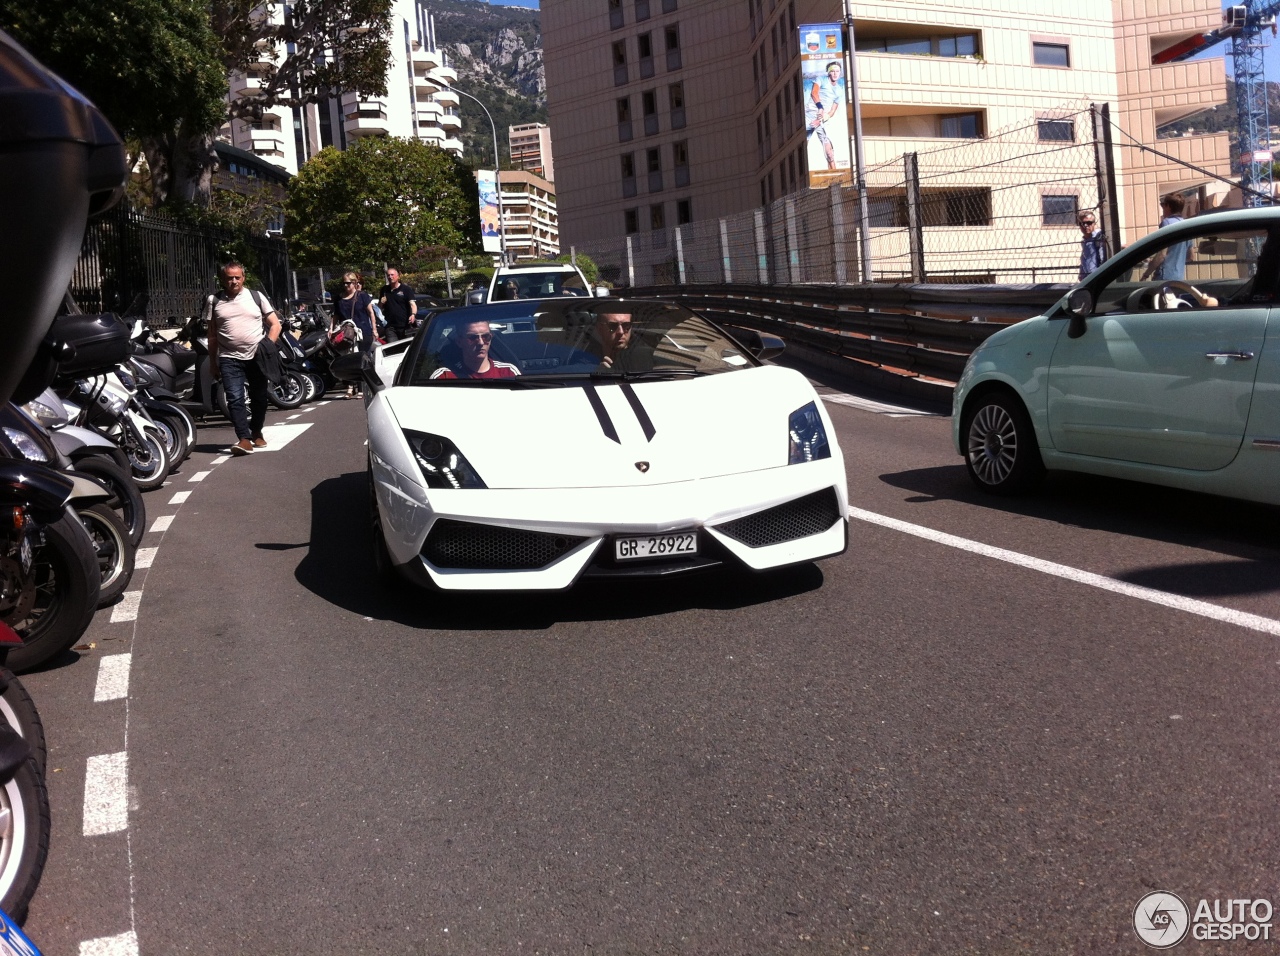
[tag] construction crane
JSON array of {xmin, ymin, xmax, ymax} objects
[{"xmin": 1153, "ymin": 1, "xmax": 1280, "ymax": 206}]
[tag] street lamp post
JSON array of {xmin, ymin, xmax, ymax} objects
[{"xmin": 449, "ymin": 85, "xmax": 509, "ymax": 264}]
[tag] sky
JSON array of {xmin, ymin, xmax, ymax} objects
[{"xmin": 488, "ymin": 0, "xmax": 538, "ymax": 7}]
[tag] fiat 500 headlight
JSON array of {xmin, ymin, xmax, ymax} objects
[
  {"xmin": 788, "ymin": 401, "xmax": 830, "ymax": 464},
  {"xmin": 403, "ymin": 430, "xmax": 487, "ymax": 489}
]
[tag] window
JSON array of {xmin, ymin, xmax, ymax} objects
[
  {"xmin": 928, "ymin": 188, "xmax": 992, "ymax": 226},
  {"xmin": 642, "ymin": 89, "xmax": 659, "ymax": 135},
  {"xmin": 673, "ymin": 139, "xmax": 689, "ymax": 186},
  {"xmin": 647, "ymin": 146, "xmax": 663, "ymax": 191},
  {"xmin": 624, "ymin": 208, "xmax": 639, "ymax": 233},
  {"xmin": 940, "ymin": 112, "xmax": 982, "ymax": 138},
  {"xmin": 635, "ymin": 0, "xmax": 649, "ymax": 20},
  {"xmin": 1041, "ymin": 194, "xmax": 1078, "ymax": 226},
  {"xmin": 621, "ymin": 152, "xmax": 637, "ymax": 197},
  {"xmin": 613, "ymin": 40, "xmax": 628, "ymax": 85},
  {"xmin": 1033, "ymin": 41, "xmax": 1070, "ymax": 67},
  {"xmin": 617, "ymin": 96, "xmax": 633, "ymax": 141},
  {"xmin": 1037, "ymin": 118, "xmax": 1074, "ymax": 142},
  {"xmin": 857, "ymin": 32, "xmax": 980, "ymax": 58},
  {"xmin": 650, "ymin": 204, "xmax": 665, "ymax": 230},
  {"xmin": 669, "ymin": 81, "xmax": 686, "ymax": 129},
  {"xmin": 677, "ymin": 198, "xmax": 692, "ymax": 225},
  {"xmin": 665, "ymin": 24, "xmax": 681, "ymax": 70},
  {"xmin": 637, "ymin": 31, "xmax": 655, "ymax": 78},
  {"xmin": 662, "ymin": 0, "xmax": 677, "ymax": 11},
  {"xmin": 609, "ymin": 0, "xmax": 624, "ymax": 30}
]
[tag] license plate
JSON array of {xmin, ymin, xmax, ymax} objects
[
  {"xmin": 615, "ymin": 531, "xmax": 698, "ymax": 561},
  {"xmin": 17, "ymin": 535, "xmax": 32, "ymax": 577}
]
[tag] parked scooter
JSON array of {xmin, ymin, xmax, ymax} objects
[
  {"xmin": 57, "ymin": 370, "xmax": 171, "ymax": 491},
  {"xmin": 121, "ymin": 355, "xmax": 195, "ymax": 466},
  {"xmin": 1, "ymin": 404, "xmax": 135, "ymax": 608}
]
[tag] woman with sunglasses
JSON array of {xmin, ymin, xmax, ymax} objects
[{"xmin": 332, "ymin": 271, "xmax": 377, "ymax": 396}]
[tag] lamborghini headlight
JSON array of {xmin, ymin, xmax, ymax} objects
[
  {"xmin": 404, "ymin": 430, "xmax": 487, "ymax": 489},
  {"xmin": 788, "ymin": 401, "xmax": 830, "ymax": 464}
]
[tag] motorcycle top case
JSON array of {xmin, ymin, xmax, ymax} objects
[
  {"xmin": 12, "ymin": 312, "xmax": 129, "ymax": 402},
  {"xmin": 0, "ymin": 29, "xmax": 126, "ymax": 409}
]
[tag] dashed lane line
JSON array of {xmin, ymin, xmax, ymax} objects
[
  {"xmin": 79, "ymin": 930, "xmax": 139, "ymax": 956},
  {"xmin": 210, "ymin": 456, "xmax": 230, "ymax": 465},
  {"xmin": 187, "ymin": 470, "xmax": 211, "ymax": 482},
  {"xmin": 134, "ymin": 548, "xmax": 157, "ymax": 569},
  {"xmin": 148, "ymin": 515, "xmax": 173, "ymax": 533},
  {"xmin": 850, "ymin": 507, "xmax": 1280, "ymax": 638},
  {"xmin": 168, "ymin": 491, "xmax": 190, "ymax": 505},
  {"xmin": 93, "ymin": 655, "xmax": 131, "ymax": 703},
  {"xmin": 82, "ymin": 752, "xmax": 128, "ymax": 836},
  {"xmin": 109, "ymin": 591, "xmax": 142, "ymax": 624},
  {"xmin": 818, "ymin": 390, "xmax": 941, "ymax": 417}
]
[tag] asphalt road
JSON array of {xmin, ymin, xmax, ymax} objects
[{"xmin": 18, "ymin": 368, "xmax": 1280, "ymax": 956}]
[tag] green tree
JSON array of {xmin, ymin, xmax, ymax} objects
[
  {"xmin": 1, "ymin": 0, "xmax": 394, "ymax": 206},
  {"xmin": 286, "ymin": 137, "xmax": 481, "ymax": 268}
]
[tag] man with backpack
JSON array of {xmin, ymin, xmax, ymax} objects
[{"xmin": 205, "ymin": 260, "xmax": 282, "ymax": 456}]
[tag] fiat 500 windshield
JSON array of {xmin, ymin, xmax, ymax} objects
[{"xmin": 405, "ymin": 301, "xmax": 757, "ymax": 385}]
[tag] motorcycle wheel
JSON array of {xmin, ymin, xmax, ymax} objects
[
  {"xmin": 77, "ymin": 504, "xmax": 135, "ymax": 608},
  {"xmin": 299, "ymin": 372, "xmax": 318, "ymax": 402},
  {"xmin": 0, "ymin": 673, "xmax": 45, "ymax": 777},
  {"xmin": 4, "ymin": 510, "xmax": 100, "ymax": 674},
  {"xmin": 126, "ymin": 429, "xmax": 170, "ymax": 492},
  {"xmin": 268, "ymin": 371, "xmax": 306, "ymax": 409},
  {"xmin": 149, "ymin": 412, "xmax": 190, "ymax": 470},
  {"xmin": 153, "ymin": 402, "xmax": 197, "ymax": 461},
  {"xmin": 0, "ymin": 755, "xmax": 50, "ymax": 924},
  {"xmin": 70, "ymin": 455, "xmax": 146, "ymax": 548},
  {"xmin": 310, "ymin": 372, "xmax": 329, "ymax": 399}
]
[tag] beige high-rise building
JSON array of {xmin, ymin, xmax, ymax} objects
[
  {"xmin": 543, "ymin": 0, "xmax": 1231, "ymax": 281},
  {"xmin": 510, "ymin": 123, "xmax": 557, "ymax": 182}
]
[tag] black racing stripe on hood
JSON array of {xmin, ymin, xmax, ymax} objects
[
  {"xmin": 583, "ymin": 384, "xmax": 621, "ymax": 443},
  {"xmin": 619, "ymin": 382, "xmax": 656, "ymax": 442}
]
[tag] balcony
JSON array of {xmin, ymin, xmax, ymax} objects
[
  {"xmin": 248, "ymin": 127, "xmax": 286, "ymax": 155},
  {"xmin": 440, "ymin": 113, "xmax": 462, "ymax": 131},
  {"xmin": 418, "ymin": 125, "xmax": 445, "ymax": 144},
  {"xmin": 433, "ymin": 88, "xmax": 459, "ymax": 108},
  {"xmin": 430, "ymin": 65, "xmax": 458, "ymax": 86},
  {"xmin": 441, "ymin": 136, "xmax": 464, "ymax": 155},
  {"xmin": 416, "ymin": 100, "xmax": 443, "ymax": 122},
  {"xmin": 414, "ymin": 72, "xmax": 443, "ymax": 96},
  {"xmin": 233, "ymin": 73, "xmax": 264, "ymax": 99},
  {"xmin": 342, "ymin": 97, "xmax": 391, "ymax": 137},
  {"xmin": 412, "ymin": 45, "xmax": 443, "ymax": 72}
]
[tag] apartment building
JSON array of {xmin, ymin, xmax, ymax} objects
[
  {"xmin": 543, "ymin": 0, "xmax": 1230, "ymax": 275},
  {"xmin": 221, "ymin": 0, "xmax": 463, "ymax": 176},
  {"xmin": 510, "ymin": 123, "xmax": 557, "ymax": 182},
  {"xmin": 499, "ymin": 170, "xmax": 561, "ymax": 259}
]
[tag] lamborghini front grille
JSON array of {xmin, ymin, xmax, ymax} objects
[
  {"xmin": 422, "ymin": 519, "xmax": 587, "ymax": 570},
  {"xmin": 713, "ymin": 488, "xmax": 841, "ymax": 549}
]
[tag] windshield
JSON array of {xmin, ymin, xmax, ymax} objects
[
  {"xmin": 405, "ymin": 300, "xmax": 759, "ymax": 385},
  {"xmin": 492, "ymin": 270, "xmax": 588, "ymax": 300}
]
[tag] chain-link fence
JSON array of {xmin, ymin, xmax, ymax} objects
[{"xmin": 577, "ymin": 104, "xmax": 1112, "ymax": 289}]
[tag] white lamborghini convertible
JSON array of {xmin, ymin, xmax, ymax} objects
[{"xmin": 355, "ymin": 298, "xmax": 849, "ymax": 590}]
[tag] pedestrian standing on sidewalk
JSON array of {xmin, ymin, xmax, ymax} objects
[
  {"xmin": 332, "ymin": 271, "xmax": 376, "ymax": 398},
  {"xmin": 1077, "ymin": 211, "xmax": 1109, "ymax": 280},
  {"xmin": 206, "ymin": 261, "xmax": 282, "ymax": 456},
  {"xmin": 379, "ymin": 267, "xmax": 418, "ymax": 341}
]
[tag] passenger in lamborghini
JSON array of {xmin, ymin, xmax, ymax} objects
[
  {"xmin": 590, "ymin": 311, "xmax": 634, "ymax": 369},
  {"xmin": 429, "ymin": 319, "xmax": 522, "ymax": 380}
]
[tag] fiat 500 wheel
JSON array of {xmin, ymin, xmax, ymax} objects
[{"xmin": 962, "ymin": 392, "xmax": 1044, "ymax": 495}]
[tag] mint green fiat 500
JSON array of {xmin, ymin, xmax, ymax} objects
[{"xmin": 954, "ymin": 207, "xmax": 1280, "ymax": 504}]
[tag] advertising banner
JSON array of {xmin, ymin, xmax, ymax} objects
[
  {"xmin": 799, "ymin": 23, "xmax": 850, "ymax": 187},
  {"xmin": 477, "ymin": 170, "xmax": 501, "ymax": 252}
]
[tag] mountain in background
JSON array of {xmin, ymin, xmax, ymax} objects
[
  {"xmin": 430, "ymin": 0, "xmax": 546, "ymax": 169},
  {"xmin": 1156, "ymin": 80, "xmax": 1280, "ymax": 172}
]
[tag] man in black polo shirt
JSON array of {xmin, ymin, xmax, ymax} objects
[{"xmin": 378, "ymin": 267, "xmax": 417, "ymax": 341}]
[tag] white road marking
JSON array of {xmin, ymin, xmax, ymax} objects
[
  {"xmin": 252, "ymin": 422, "xmax": 313, "ymax": 452},
  {"xmin": 850, "ymin": 507, "xmax": 1280, "ymax": 637},
  {"xmin": 188, "ymin": 470, "xmax": 211, "ymax": 482},
  {"xmin": 110, "ymin": 591, "xmax": 142, "ymax": 624},
  {"xmin": 819, "ymin": 392, "xmax": 940, "ymax": 417},
  {"xmin": 168, "ymin": 490, "xmax": 191, "ymax": 504},
  {"xmin": 149, "ymin": 515, "xmax": 173, "ymax": 533},
  {"xmin": 134, "ymin": 547, "xmax": 157, "ymax": 569},
  {"xmin": 211, "ymin": 455, "xmax": 230, "ymax": 465},
  {"xmin": 83, "ymin": 752, "xmax": 128, "ymax": 836},
  {"xmin": 287, "ymin": 413, "xmax": 303, "ymax": 420},
  {"xmin": 94, "ymin": 654, "xmax": 132, "ymax": 702},
  {"xmin": 317, "ymin": 400, "xmax": 331, "ymax": 406},
  {"xmin": 79, "ymin": 931, "xmax": 139, "ymax": 956}
]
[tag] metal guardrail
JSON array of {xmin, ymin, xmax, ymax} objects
[{"xmin": 627, "ymin": 282, "xmax": 1072, "ymax": 384}]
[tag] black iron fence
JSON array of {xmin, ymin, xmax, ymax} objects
[{"xmin": 68, "ymin": 205, "xmax": 290, "ymax": 326}]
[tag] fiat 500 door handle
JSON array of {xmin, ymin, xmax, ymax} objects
[{"xmin": 1204, "ymin": 350, "xmax": 1256, "ymax": 361}]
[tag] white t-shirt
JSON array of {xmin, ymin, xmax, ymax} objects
[{"xmin": 206, "ymin": 289, "xmax": 275, "ymax": 361}]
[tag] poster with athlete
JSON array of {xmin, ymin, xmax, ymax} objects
[
  {"xmin": 799, "ymin": 24, "xmax": 850, "ymax": 186},
  {"xmin": 477, "ymin": 170, "xmax": 502, "ymax": 253}
]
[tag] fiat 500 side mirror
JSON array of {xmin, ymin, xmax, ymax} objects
[{"xmin": 1065, "ymin": 287, "xmax": 1093, "ymax": 339}]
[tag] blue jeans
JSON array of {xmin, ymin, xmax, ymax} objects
[{"xmin": 219, "ymin": 355, "xmax": 269, "ymax": 441}]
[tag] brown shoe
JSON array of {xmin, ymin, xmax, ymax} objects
[
  {"xmin": 251, "ymin": 435, "xmax": 267, "ymax": 448},
  {"xmin": 231, "ymin": 438, "xmax": 254, "ymax": 456}
]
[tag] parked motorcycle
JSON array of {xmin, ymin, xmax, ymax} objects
[{"xmin": 58, "ymin": 371, "xmax": 170, "ymax": 491}]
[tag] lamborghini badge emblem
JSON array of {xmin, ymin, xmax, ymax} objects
[{"xmin": 635, "ymin": 461, "xmax": 650, "ymax": 473}]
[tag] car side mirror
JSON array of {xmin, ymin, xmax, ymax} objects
[
  {"xmin": 594, "ymin": 286, "xmax": 610, "ymax": 298},
  {"xmin": 729, "ymin": 327, "xmax": 787, "ymax": 361},
  {"xmin": 1065, "ymin": 287, "xmax": 1093, "ymax": 339},
  {"xmin": 466, "ymin": 289, "xmax": 486, "ymax": 306}
]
